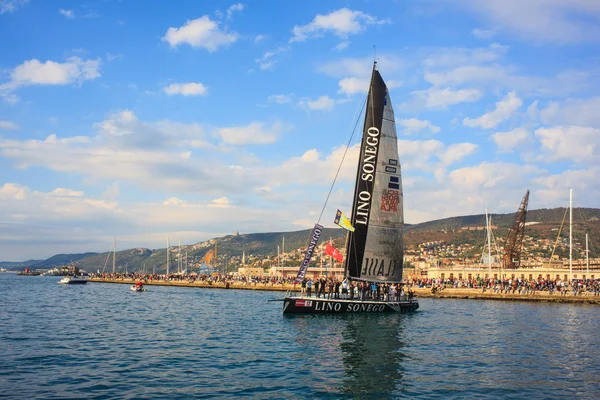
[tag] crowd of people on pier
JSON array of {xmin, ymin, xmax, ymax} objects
[{"xmin": 409, "ymin": 276, "xmax": 600, "ymax": 296}]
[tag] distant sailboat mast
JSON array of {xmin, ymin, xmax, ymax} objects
[
  {"xmin": 586, "ymin": 233, "xmax": 589, "ymax": 276},
  {"xmin": 112, "ymin": 237, "xmax": 116, "ymax": 274},
  {"xmin": 167, "ymin": 237, "xmax": 170, "ymax": 275},
  {"xmin": 486, "ymin": 208, "xmax": 492, "ymax": 280},
  {"xmin": 570, "ymin": 189, "xmax": 573, "ymax": 281}
]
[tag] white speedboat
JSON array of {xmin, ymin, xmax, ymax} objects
[
  {"xmin": 58, "ymin": 275, "xmax": 88, "ymax": 284},
  {"xmin": 130, "ymin": 285, "xmax": 146, "ymax": 292}
]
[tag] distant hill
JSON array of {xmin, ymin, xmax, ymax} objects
[
  {"xmin": 0, "ymin": 260, "xmax": 43, "ymax": 269},
  {"xmin": 28, "ymin": 253, "xmax": 99, "ymax": 268},
  {"xmin": 4, "ymin": 207, "xmax": 598, "ymax": 272}
]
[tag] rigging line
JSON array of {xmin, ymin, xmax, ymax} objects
[
  {"xmin": 548, "ymin": 206, "xmax": 569, "ymax": 265},
  {"xmin": 316, "ymin": 94, "xmax": 368, "ymax": 225}
]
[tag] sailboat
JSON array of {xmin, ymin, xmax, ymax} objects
[{"xmin": 281, "ymin": 63, "xmax": 419, "ymax": 314}]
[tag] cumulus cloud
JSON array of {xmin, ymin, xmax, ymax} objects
[
  {"xmin": 218, "ymin": 121, "xmax": 286, "ymax": 145},
  {"xmin": 163, "ymin": 82, "xmax": 208, "ymax": 96},
  {"xmin": 409, "ymin": 87, "xmax": 482, "ymax": 109},
  {"xmin": 0, "ymin": 57, "xmax": 101, "ymax": 94},
  {"xmin": 535, "ymin": 125, "xmax": 600, "ymax": 164},
  {"xmin": 162, "ymin": 16, "xmax": 238, "ymax": 51},
  {"xmin": 398, "ymin": 118, "xmax": 440, "ymax": 135},
  {"xmin": 464, "ymin": 91, "xmax": 522, "ymax": 129},
  {"xmin": 491, "ymin": 127, "xmax": 532, "ymax": 152},
  {"xmin": 290, "ymin": 8, "xmax": 388, "ymax": 43},
  {"xmin": 539, "ymin": 97, "xmax": 600, "ymax": 127},
  {"xmin": 297, "ymin": 95, "xmax": 335, "ymax": 111}
]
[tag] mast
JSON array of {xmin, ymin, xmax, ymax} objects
[
  {"xmin": 277, "ymin": 245, "xmax": 280, "ymax": 277},
  {"xmin": 167, "ymin": 237, "xmax": 170, "ymax": 275},
  {"xmin": 486, "ymin": 208, "xmax": 491, "ymax": 280},
  {"xmin": 178, "ymin": 240, "xmax": 181, "ymax": 274},
  {"xmin": 569, "ymin": 189, "xmax": 572, "ymax": 281},
  {"xmin": 112, "ymin": 237, "xmax": 116, "ymax": 274},
  {"xmin": 586, "ymin": 233, "xmax": 589, "ymax": 276}
]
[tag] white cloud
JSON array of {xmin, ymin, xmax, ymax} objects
[
  {"xmin": 491, "ymin": 127, "xmax": 532, "ymax": 152},
  {"xmin": 297, "ymin": 95, "xmax": 335, "ymax": 111},
  {"xmin": 290, "ymin": 8, "xmax": 388, "ymax": 43},
  {"xmin": 337, "ymin": 77, "xmax": 369, "ymax": 96},
  {"xmin": 163, "ymin": 82, "xmax": 208, "ymax": 96},
  {"xmin": 267, "ymin": 94, "xmax": 291, "ymax": 104},
  {"xmin": 398, "ymin": 118, "xmax": 440, "ymax": 135},
  {"xmin": 209, "ymin": 196, "xmax": 231, "ymax": 208},
  {"xmin": 464, "ymin": 91, "xmax": 522, "ymax": 129},
  {"xmin": 0, "ymin": 0, "xmax": 28, "ymax": 15},
  {"xmin": 535, "ymin": 125, "xmax": 600, "ymax": 164},
  {"xmin": 254, "ymin": 34, "xmax": 267, "ymax": 43},
  {"xmin": 0, "ymin": 183, "xmax": 27, "ymax": 199},
  {"xmin": 218, "ymin": 121, "xmax": 285, "ymax": 145},
  {"xmin": 471, "ymin": 28, "xmax": 495, "ymax": 39},
  {"xmin": 0, "ymin": 120, "xmax": 19, "ymax": 130},
  {"xmin": 539, "ymin": 97, "xmax": 600, "ymax": 127},
  {"xmin": 162, "ymin": 16, "xmax": 238, "ymax": 51},
  {"xmin": 410, "ymin": 87, "xmax": 482, "ymax": 109},
  {"xmin": 439, "ymin": 143, "xmax": 478, "ymax": 165},
  {"xmin": 335, "ymin": 41, "xmax": 350, "ymax": 51},
  {"xmin": 226, "ymin": 3, "xmax": 243, "ymax": 19},
  {"xmin": 423, "ymin": 44, "xmax": 507, "ymax": 69},
  {"xmin": 254, "ymin": 46, "xmax": 288, "ymax": 70},
  {"xmin": 467, "ymin": 0, "xmax": 600, "ymax": 43},
  {"xmin": 396, "ymin": 139, "xmax": 477, "ymax": 172},
  {"xmin": 424, "ymin": 65, "xmax": 589, "ymax": 97},
  {"xmin": 318, "ymin": 55, "xmax": 403, "ymax": 79},
  {"xmin": 58, "ymin": 8, "xmax": 74, "ymax": 18},
  {"xmin": 450, "ymin": 162, "xmax": 539, "ymax": 189},
  {"xmin": 163, "ymin": 197, "xmax": 186, "ymax": 206},
  {"xmin": 0, "ymin": 57, "xmax": 101, "ymax": 92},
  {"xmin": 50, "ymin": 188, "xmax": 84, "ymax": 197},
  {"xmin": 527, "ymin": 100, "xmax": 540, "ymax": 121}
]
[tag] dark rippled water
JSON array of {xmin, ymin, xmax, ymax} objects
[{"xmin": 1, "ymin": 274, "xmax": 599, "ymax": 399}]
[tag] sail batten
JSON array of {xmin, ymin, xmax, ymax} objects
[{"xmin": 344, "ymin": 65, "xmax": 404, "ymax": 283}]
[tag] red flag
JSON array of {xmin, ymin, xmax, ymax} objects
[{"xmin": 325, "ymin": 243, "xmax": 343, "ymax": 262}]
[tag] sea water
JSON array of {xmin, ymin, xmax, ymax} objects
[{"xmin": 1, "ymin": 274, "xmax": 598, "ymax": 399}]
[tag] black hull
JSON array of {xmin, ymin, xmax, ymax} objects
[{"xmin": 282, "ymin": 297, "xmax": 418, "ymax": 314}]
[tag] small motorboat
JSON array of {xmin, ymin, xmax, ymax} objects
[
  {"xmin": 58, "ymin": 275, "xmax": 88, "ymax": 284},
  {"xmin": 130, "ymin": 282, "xmax": 146, "ymax": 292}
]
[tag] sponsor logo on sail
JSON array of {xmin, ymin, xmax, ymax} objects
[{"xmin": 356, "ymin": 127, "xmax": 380, "ymax": 226}]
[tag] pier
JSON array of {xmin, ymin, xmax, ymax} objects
[{"xmin": 89, "ymin": 278, "xmax": 600, "ymax": 305}]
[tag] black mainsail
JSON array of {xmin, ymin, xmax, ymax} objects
[
  {"xmin": 280, "ymin": 63, "xmax": 416, "ymax": 314},
  {"xmin": 344, "ymin": 63, "xmax": 404, "ymax": 282}
]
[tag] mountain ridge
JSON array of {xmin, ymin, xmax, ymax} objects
[{"xmin": 4, "ymin": 207, "xmax": 598, "ymax": 272}]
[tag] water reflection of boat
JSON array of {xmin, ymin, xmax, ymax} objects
[{"xmin": 339, "ymin": 314, "xmax": 407, "ymax": 397}]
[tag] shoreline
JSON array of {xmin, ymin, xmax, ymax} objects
[{"xmin": 88, "ymin": 278, "xmax": 600, "ymax": 305}]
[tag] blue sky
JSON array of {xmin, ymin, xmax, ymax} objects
[{"xmin": 1, "ymin": 0, "xmax": 599, "ymax": 260}]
